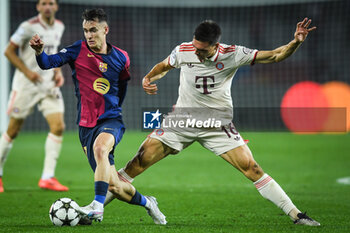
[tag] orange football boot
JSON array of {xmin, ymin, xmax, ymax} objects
[
  {"xmin": 0, "ymin": 177, "xmax": 4, "ymax": 193},
  {"xmin": 38, "ymin": 177, "xmax": 68, "ymax": 191}
]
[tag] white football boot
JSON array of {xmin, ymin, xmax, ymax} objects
[
  {"xmin": 78, "ymin": 200, "xmax": 104, "ymax": 222},
  {"xmin": 294, "ymin": 212, "xmax": 320, "ymax": 226},
  {"xmin": 145, "ymin": 196, "xmax": 167, "ymax": 225}
]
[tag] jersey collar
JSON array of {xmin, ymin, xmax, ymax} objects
[
  {"xmin": 38, "ymin": 14, "xmax": 55, "ymax": 29},
  {"xmin": 208, "ymin": 46, "xmax": 219, "ymax": 62}
]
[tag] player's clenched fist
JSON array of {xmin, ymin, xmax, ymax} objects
[
  {"xmin": 142, "ymin": 77, "xmax": 158, "ymax": 95},
  {"xmin": 29, "ymin": 34, "xmax": 44, "ymax": 55}
]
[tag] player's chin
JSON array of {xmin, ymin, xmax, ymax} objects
[
  {"xmin": 87, "ymin": 42, "xmax": 96, "ymax": 48},
  {"xmin": 44, "ymin": 11, "xmax": 53, "ymax": 18}
]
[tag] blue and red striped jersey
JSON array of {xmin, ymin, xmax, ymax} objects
[{"xmin": 36, "ymin": 40, "xmax": 130, "ymax": 127}]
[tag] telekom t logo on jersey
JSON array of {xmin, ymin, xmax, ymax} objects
[{"xmin": 195, "ymin": 76, "xmax": 215, "ymax": 94}]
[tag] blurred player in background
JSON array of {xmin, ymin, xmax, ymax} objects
[
  {"xmin": 0, "ymin": 0, "xmax": 68, "ymax": 192},
  {"xmin": 30, "ymin": 8, "xmax": 166, "ymax": 224},
  {"xmin": 117, "ymin": 19, "xmax": 320, "ymax": 226}
]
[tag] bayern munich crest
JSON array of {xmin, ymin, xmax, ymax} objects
[
  {"xmin": 155, "ymin": 129, "xmax": 164, "ymax": 136},
  {"xmin": 216, "ymin": 62, "xmax": 224, "ymax": 70}
]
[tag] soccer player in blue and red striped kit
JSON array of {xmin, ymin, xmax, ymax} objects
[{"xmin": 30, "ymin": 8, "xmax": 166, "ymax": 224}]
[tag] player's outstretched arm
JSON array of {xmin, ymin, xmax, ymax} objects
[
  {"xmin": 29, "ymin": 34, "xmax": 65, "ymax": 70},
  {"xmin": 142, "ymin": 57, "xmax": 173, "ymax": 95},
  {"xmin": 255, "ymin": 18, "xmax": 316, "ymax": 64}
]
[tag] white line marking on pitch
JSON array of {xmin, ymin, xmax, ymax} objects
[{"xmin": 336, "ymin": 177, "xmax": 350, "ymax": 185}]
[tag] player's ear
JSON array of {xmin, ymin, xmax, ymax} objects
[
  {"xmin": 105, "ymin": 25, "xmax": 109, "ymax": 35},
  {"xmin": 214, "ymin": 42, "xmax": 219, "ymax": 50},
  {"xmin": 36, "ymin": 2, "xmax": 40, "ymax": 12},
  {"xmin": 55, "ymin": 2, "xmax": 59, "ymax": 12}
]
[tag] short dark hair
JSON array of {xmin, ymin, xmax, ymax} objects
[
  {"xmin": 37, "ymin": 0, "xmax": 59, "ymax": 4},
  {"xmin": 194, "ymin": 20, "xmax": 221, "ymax": 45},
  {"xmin": 82, "ymin": 8, "xmax": 108, "ymax": 23}
]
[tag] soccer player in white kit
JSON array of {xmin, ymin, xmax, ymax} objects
[
  {"xmin": 0, "ymin": 0, "xmax": 68, "ymax": 192},
  {"xmin": 117, "ymin": 19, "xmax": 321, "ymax": 226}
]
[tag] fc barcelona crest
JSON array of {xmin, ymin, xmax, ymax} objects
[{"xmin": 99, "ymin": 62, "xmax": 108, "ymax": 72}]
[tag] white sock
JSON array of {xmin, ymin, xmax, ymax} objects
[
  {"xmin": 117, "ymin": 168, "xmax": 134, "ymax": 183},
  {"xmin": 0, "ymin": 133, "xmax": 13, "ymax": 177},
  {"xmin": 104, "ymin": 191, "xmax": 115, "ymax": 207},
  {"xmin": 254, "ymin": 173, "xmax": 296, "ymax": 216},
  {"xmin": 41, "ymin": 133, "xmax": 62, "ymax": 180}
]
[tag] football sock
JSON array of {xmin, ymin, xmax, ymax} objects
[
  {"xmin": 129, "ymin": 190, "xmax": 148, "ymax": 207},
  {"xmin": 94, "ymin": 181, "xmax": 109, "ymax": 204},
  {"xmin": 117, "ymin": 168, "xmax": 134, "ymax": 183},
  {"xmin": 0, "ymin": 133, "xmax": 13, "ymax": 177},
  {"xmin": 104, "ymin": 191, "xmax": 115, "ymax": 207},
  {"xmin": 254, "ymin": 173, "xmax": 297, "ymax": 216},
  {"xmin": 41, "ymin": 133, "xmax": 62, "ymax": 180}
]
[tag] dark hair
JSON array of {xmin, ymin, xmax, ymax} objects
[
  {"xmin": 82, "ymin": 8, "xmax": 108, "ymax": 23},
  {"xmin": 194, "ymin": 20, "xmax": 221, "ymax": 45},
  {"xmin": 37, "ymin": 0, "xmax": 59, "ymax": 4}
]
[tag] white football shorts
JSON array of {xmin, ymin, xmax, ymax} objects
[
  {"xmin": 149, "ymin": 122, "xmax": 245, "ymax": 155},
  {"xmin": 7, "ymin": 87, "xmax": 64, "ymax": 119}
]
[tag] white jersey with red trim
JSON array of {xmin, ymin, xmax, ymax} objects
[
  {"xmin": 168, "ymin": 42, "xmax": 258, "ymax": 114},
  {"xmin": 10, "ymin": 14, "xmax": 65, "ymax": 92}
]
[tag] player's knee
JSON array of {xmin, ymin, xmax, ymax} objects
[
  {"xmin": 236, "ymin": 150, "xmax": 263, "ymax": 179},
  {"xmin": 7, "ymin": 129, "xmax": 20, "ymax": 139},
  {"xmin": 50, "ymin": 121, "xmax": 65, "ymax": 135},
  {"xmin": 93, "ymin": 145, "xmax": 109, "ymax": 161},
  {"xmin": 7, "ymin": 121, "xmax": 23, "ymax": 139},
  {"xmin": 236, "ymin": 150, "xmax": 252, "ymax": 172}
]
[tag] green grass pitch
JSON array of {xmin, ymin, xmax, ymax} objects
[{"xmin": 0, "ymin": 131, "xmax": 349, "ymax": 232}]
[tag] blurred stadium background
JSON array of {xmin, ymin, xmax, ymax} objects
[
  {"xmin": 0, "ymin": 0, "xmax": 349, "ymax": 132},
  {"xmin": 0, "ymin": 1, "xmax": 350, "ymax": 232}
]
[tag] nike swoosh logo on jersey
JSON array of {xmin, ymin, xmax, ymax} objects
[{"xmin": 87, "ymin": 53, "xmax": 95, "ymax": 57}]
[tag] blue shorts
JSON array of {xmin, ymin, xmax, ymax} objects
[{"xmin": 78, "ymin": 118, "xmax": 125, "ymax": 172}]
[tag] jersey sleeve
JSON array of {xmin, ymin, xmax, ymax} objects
[
  {"xmin": 57, "ymin": 40, "xmax": 82, "ymax": 64},
  {"xmin": 168, "ymin": 45, "xmax": 181, "ymax": 68},
  {"xmin": 119, "ymin": 51, "xmax": 131, "ymax": 81},
  {"xmin": 234, "ymin": 45, "xmax": 258, "ymax": 66},
  {"xmin": 10, "ymin": 21, "xmax": 32, "ymax": 47},
  {"xmin": 36, "ymin": 40, "xmax": 82, "ymax": 69}
]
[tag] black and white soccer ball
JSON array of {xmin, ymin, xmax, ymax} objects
[{"xmin": 49, "ymin": 198, "xmax": 81, "ymax": 226}]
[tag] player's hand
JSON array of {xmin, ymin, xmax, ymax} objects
[
  {"xmin": 25, "ymin": 70, "xmax": 42, "ymax": 84},
  {"xmin": 54, "ymin": 70, "xmax": 65, "ymax": 87},
  {"xmin": 142, "ymin": 77, "xmax": 158, "ymax": 95},
  {"xmin": 294, "ymin": 18, "xmax": 316, "ymax": 43},
  {"xmin": 29, "ymin": 34, "xmax": 44, "ymax": 55}
]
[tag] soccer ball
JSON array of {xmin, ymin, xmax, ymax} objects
[{"xmin": 49, "ymin": 198, "xmax": 81, "ymax": 226}]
